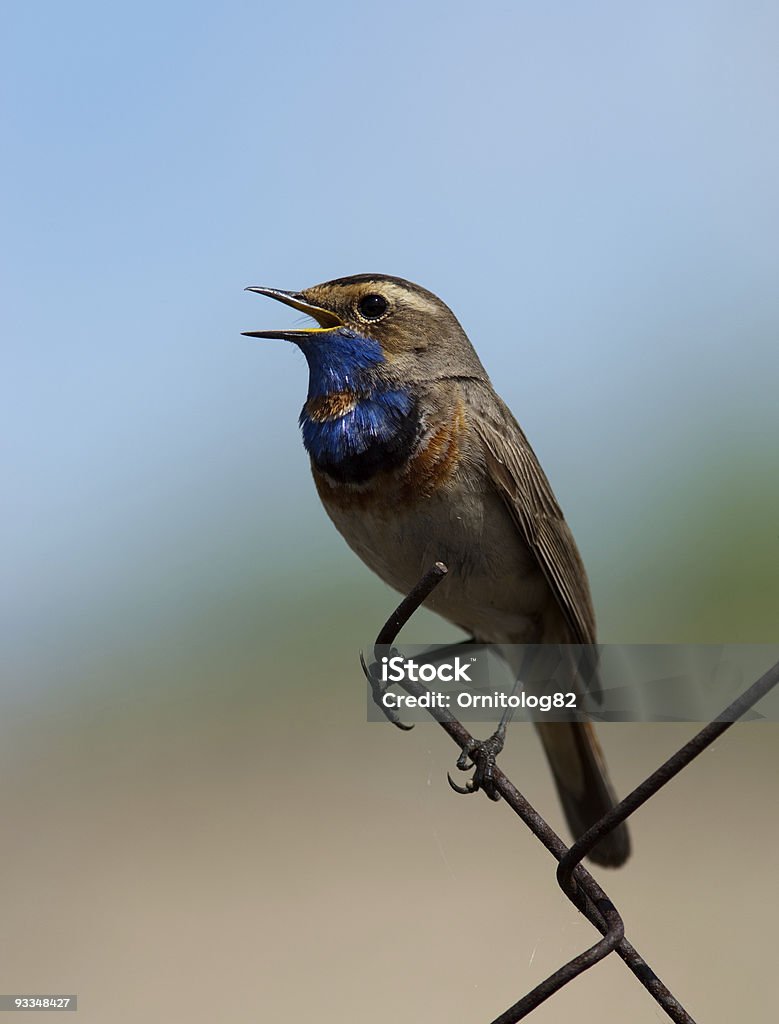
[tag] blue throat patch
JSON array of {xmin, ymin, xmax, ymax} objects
[
  {"xmin": 295, "ymin": 329, "xmax": 420, "ymax": 483},
  {"xmin": 298, "ymin": 328, "xmax": 385, "ymax": 399}
]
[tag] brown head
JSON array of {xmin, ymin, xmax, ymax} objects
[{"xmin": 243, "ymin": 273, "xmax": 489, "ymax": 385}]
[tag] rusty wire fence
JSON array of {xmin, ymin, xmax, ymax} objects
[{"xmin": 360, "ymin": 562, "xmax": 779, "ymax": 1024}]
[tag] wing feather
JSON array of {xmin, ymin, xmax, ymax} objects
[{"xmin": 472, "ymin": 393, "xmax": 597, "ymax": 646}]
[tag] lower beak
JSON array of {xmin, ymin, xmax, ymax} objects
[{"xmin": 242, "ymin": 286, "xmax": 343, "ymax": 339}]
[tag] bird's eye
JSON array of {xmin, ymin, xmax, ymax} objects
[{"xmin": 357, "ymin": 293, "xmax": 388, "ymax": 321}]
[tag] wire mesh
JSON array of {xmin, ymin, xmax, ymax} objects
[{"xmin": 361, "ymin": 561, "xmax": 779, "ymax": 1024}]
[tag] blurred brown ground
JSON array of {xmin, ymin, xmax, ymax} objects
[{"xmin": 2, "ymin": 571, "xmax": 777, "ymax": 1023}]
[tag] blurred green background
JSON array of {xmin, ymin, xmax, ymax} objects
[{"xmin": 3, "ymin": 2, "xmax": 778, "ymax": 1022}]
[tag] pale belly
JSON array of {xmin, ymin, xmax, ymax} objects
[{"xmin": 316, "ymin": 470, "xmax": 565, "ymax": 643}]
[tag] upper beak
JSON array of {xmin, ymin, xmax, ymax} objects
[{"xmin": 242, "ymin": 286, "xmax": 343, "ymax": 339}]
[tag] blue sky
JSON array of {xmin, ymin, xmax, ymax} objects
[{"xmin": 4, "ymin": 1, "xmax": 779, "ymax": 691}]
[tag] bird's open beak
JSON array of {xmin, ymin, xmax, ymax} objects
[{"xmin": 242, "ymin": 286, "xmax": 343, "ymax": 339}]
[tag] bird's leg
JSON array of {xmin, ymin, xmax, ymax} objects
[
  {"xmin": 450, "ymin": 722, "xmax": 513, "ymax": 795},
  {"xmin": 361, "ymin": 636, "xmax": 475, "ymax": 731},
  {"xmin": 360, "ymin": 648, "xmax": 414, "ymax": 731},
  {"xmin": 448, "ymin": 659, "xmax": 525, "ymax": 801},
  {"xmin": 362, "ymin": 561, "xmax": 450, "ymax": 730},
  {"xmin": 448, "ymin": 708, "xmax": 515, "ymax": 801}
]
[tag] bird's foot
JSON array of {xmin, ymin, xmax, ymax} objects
[
  {"xmin": 360, "ymin": 650, "xmax": 414, "ymax": 731},
  {"xmin": 447, "ymin": 723, "xmax": 507, "ymax": 801}
]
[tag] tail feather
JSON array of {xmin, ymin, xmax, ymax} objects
[{"xmin": 535, "ymin": 720, "xmax": 631, "ymax": 868}]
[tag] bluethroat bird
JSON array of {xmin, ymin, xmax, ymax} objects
[{"xmin": 244, "ymin": 274, "xmax": 630, "ymax": 867}]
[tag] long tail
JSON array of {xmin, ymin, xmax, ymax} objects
[{"xmin": 534, "ymin": 720, "xmax": 631, "ymax": 867}]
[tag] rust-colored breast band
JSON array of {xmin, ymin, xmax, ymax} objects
[
  {"xmin": 402, "ymin": 399, "xmax": 466, "ymax": 498},
  {"xmin": 305, "ymin": 391, "xmax": 358, "ymax": 422}
]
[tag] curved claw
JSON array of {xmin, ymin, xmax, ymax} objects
[
  {"xmin": 447, "ymin": 771, "xmax": 476, "ymax": 795},
  {"xmin": 456, "ymin": 748, "xmax": 474, "ymax": 771},
  {"xmin": 449, "ymin": 735, "xmax": 504, "ymax": 801},
  {"xmin": 390, "ymin": 715, "xmax": 415, "ymax": 732},
  {"xmin": 360, "ymin": 651, "xmax": 414, "ymax": 731},
  {"xmin": 359, "ymin": 650, "xmax": 374, "ymax": 681}
]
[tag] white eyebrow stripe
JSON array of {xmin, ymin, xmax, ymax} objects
[{"xmin": 381, "ymin": 282, "xmax": 440, "ymax": 316}]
